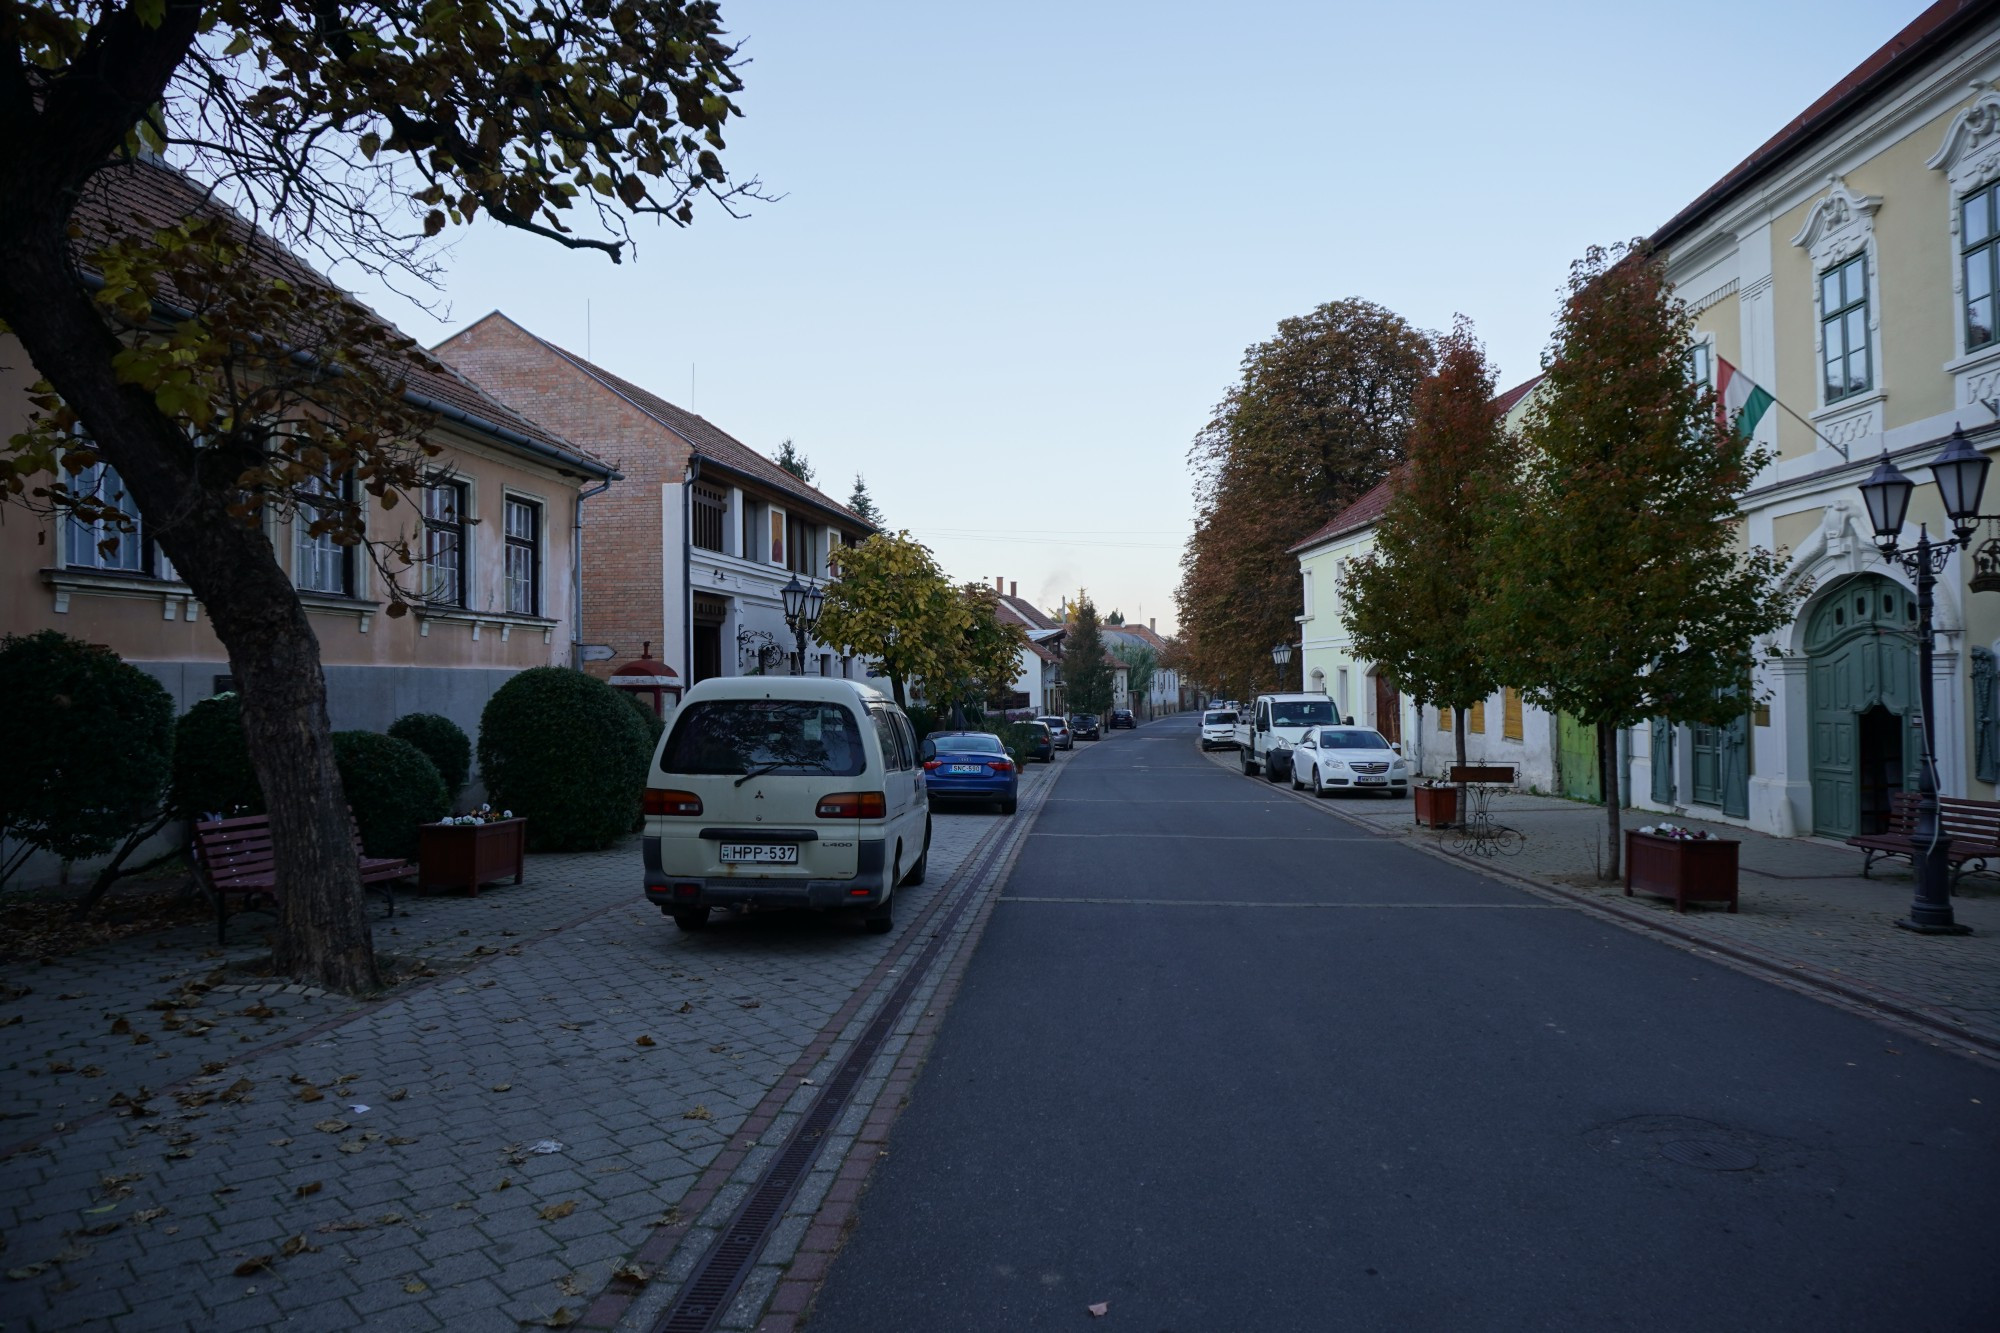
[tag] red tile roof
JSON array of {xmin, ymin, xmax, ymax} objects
[
  {"xmin": 1652, "ymin": 0, "xmax": 1996, "ymax": 248},
  {"xmin": 70, "ymin": 161, "xmax": 609, "ymax": 476},
  {"xmin": 1491, "ymin": 373, "xmax": 1544, "ymax": 418},
  {"xmin": 1288, "ymin": 477, "xmax": 1397, "ymax": 554},
  {"xmin": 497, "ymin": 321, "xmax": 871, "ymax": 529}
]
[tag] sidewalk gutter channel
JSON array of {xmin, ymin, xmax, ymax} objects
[{"xmin": 632, "ymin": 766, "xmax": 1052, "ymax": 1333}]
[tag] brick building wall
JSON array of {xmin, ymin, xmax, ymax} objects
[{"xmin": 437, "ymin": 315, "xmax": 685, "ymax": 679}]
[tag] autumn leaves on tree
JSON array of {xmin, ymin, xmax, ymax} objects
[
  {"xmin": 1180, "ymin": 249, "xmax": 1796, "ymax": 880},
  {"xmin": 1174, "ymin": 299, "xmax": 1433, "ymax": 700},
  {"xmin": 0, "ymin": 0, "xmax": 760, "ymax": 993}
]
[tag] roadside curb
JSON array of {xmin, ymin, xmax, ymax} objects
[
  {"xmin": 1195, "ymin": 745, "xmax": 2000, "ymax": 1066},
  {"xmin": 590, "ymin": 758, "xmax": 1061, "ymax": 1332}
]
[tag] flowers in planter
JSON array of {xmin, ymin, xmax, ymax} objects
[
  {"xmin": 1638, "ymin": 822, "xmax": 1713, "ymax": 840},
  {"xmin": 438, "ymin": 803, "xmax": 514, "ymax": 827}
]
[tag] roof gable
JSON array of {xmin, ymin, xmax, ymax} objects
[
  {"xmin": 440, "ymin": 312, "xmax": 870, "ymax": 530},
  {"xmin": 73, "ymin": 163, "xmax": 607, "ymax": 477}
]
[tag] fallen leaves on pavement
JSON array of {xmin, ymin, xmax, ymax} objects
[
  {"xmin": 1088, "ymin": 1301, "xmax": 1109, "ymax": 1317},
  {"xmin": 538, "ymin": 1200, "xmax": 577, "ymax": 1221}
]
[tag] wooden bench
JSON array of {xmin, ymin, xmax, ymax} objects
[
  {"xmin": 1847, "ymin": 790, "xmax": 2000, "ymax": 890},
  {"xmin": 193, "ymin": 813, "xmax": 414, "ymax": 943}
]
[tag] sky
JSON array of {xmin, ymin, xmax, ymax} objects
[{"xmin": 343, "ymin": 0, "xmax": 1916, "ymax": 634}]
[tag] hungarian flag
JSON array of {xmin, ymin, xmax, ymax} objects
[{"xmin": 1715, "ymin": 356, "xmax": 1774, "ymax": 441}]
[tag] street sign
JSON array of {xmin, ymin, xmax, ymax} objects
[{"xmin": 579, "ymin": 644, "xmax": 617, "ymax": 663}]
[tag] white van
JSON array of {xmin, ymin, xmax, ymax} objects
[
  {"xmin": 1233, "ymin": 692, "xmax": 1340, "ymax": 781},
  {"xmin": 643, "ymin": 677, "xmax": 931, "ymax": 934}
]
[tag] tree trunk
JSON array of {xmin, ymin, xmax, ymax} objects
[
  {"xmin": 1598, "ymin": 719, "xmax": 1621, "ymax": 881},
  {"xmin": 0, "ymin": 179, "xmax": 381, "ymax": 994},
  {"xmin": 1454, "ymin": 707, "xmax": 1469, "ymax": 828}
]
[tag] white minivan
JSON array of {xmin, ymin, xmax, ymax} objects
[{"xmin": 643, "ymin": 677, "xmax": 931, "ymax": 934}]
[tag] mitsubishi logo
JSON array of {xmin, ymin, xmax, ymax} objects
[{"xmin": 753, "ymin": 790, "xmax": 764, "ymax": 799}]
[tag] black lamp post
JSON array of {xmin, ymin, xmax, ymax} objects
[
  {"xmin": 1271, "ymin": 641, "xmax": 1293, "ymax": 691},
  {"xmin": 1858, "ymin": 426, "xmax": 1991, "ymax": 935},
  {"xmin": 781, "ymin": 573, "xmax": 826, "ymax": 676}
]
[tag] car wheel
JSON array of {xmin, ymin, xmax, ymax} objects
[
  {"xmin": 864, "ymin": 889, "xmax": 894, "ymax": 935},
  {"xmin": 905, "ymin": 821, "xmax": 931, "ymax": 885},
  {"xmin": 1241, "ymin": 750, "xmax": 1257, "ymax": 776},
  {"xmin": 671, "ymin": 907, "xmax": 711, "ymax": 932},
  {"xmin": 1265, "ymin": 756, "xmax": 1284, "ymax": 783},
  {"xmin": 1290, "ymin": 763, "xmax": 1304, "ymax": 790},
  {"xmin": 1000, "ymin": 797, "xmax": 1017, "ymax": 815}
]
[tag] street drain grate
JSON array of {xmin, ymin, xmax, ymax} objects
[{"xmin": 1660, "ymin": 1139, "xmax": 1758, "ymax": 1171}]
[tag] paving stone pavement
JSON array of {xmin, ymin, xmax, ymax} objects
[
  {"xmin": 1259, "ymin": 764, "xmax": 2000, "ymax": 1047},
  {"xmin": 0, "ymin": 756, "xmax": 1055, "ymax": 1332}
]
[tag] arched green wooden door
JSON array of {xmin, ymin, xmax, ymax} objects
[{"xmin": 1806, "ymin": 574, "xmax": 1922, "ymax": 837}]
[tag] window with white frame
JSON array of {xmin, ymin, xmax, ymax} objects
[
  {"xmin": 294, "ymin": 469, "xmax": 354, "ymax": 595},
  {"xmin": 424, "ymin": 476, "xmax": 469, "ymax": 607},
  {"xmin": 504, "ymin": 495, "xmax": 541, "ymax": 615},
  {"xmin": 1688, "ymin": 341, "xmax": 1712, "ymax": 390},
  {"xmin": 1820, "ymin": 255, "xmax": 1871, "ymax": 403},
  {"xmin": 1964, "ymin": 180, "xmax": 2000, "ymax": 352},
  {"xmin": 63, "ymin": 462, "xmax": 148, "ymax": 573}
]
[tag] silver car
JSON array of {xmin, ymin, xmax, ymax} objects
[{"xmin": 1037, "ymin": 715, "xmax": 1074, "ymax": 750}]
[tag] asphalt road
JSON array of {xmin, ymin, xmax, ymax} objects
[{"xmin": 805, "ymin": 714, "xmax": 2000, "ymax": 1332}]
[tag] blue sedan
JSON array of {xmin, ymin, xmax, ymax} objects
[{"xmin": 922, "ymin": 731, "xmax": 1019, "ymax": 816}]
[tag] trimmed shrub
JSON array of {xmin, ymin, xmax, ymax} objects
[
  {"xmin": 172, "ymin": 693, "xmax": 264, "ymax": 820},
  {"xmin": 0, "ymin": 631, "xmax": 174, "ymax": 874},
  {"xmin": 387, "ymin": 712, "xmax": 472, "ymax": 797},
  {"xmin": 331, "ymin": 731, "xmax": 448, "ymax": 860},
  {"xmin": 478, "ymin": 668, "xmax": 650, "ymax": 851},
  {"xmin": 623, "ymin": 692, "xmax": 667, "ymax": 754}
]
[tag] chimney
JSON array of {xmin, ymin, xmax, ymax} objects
[
  {"xmin": 995, "ymin": 575, "xmax": 1004, "ymax": 593},
  {"xmin": 1150, "ymin": 618, "xmax": 1156, "ymax": 632},
  {"xmin": 1011, "ymin": 581, "xmax": 1018, "ymax": 598}
]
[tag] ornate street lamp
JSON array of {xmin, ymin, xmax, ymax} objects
[
  {"xmin": 1271, "ymin": 641, "xmax": 1293, "ymax": 691},
  {"xmin": 1858, "ymin": 427, "xmax": 1989, "ymax": 935},
  {"xmin": 781, "ymin": 573, "xmax": 826, "ymax": 675}
]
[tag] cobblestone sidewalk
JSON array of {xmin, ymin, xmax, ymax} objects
[
  {"xmin": 1280, "ymin": 773, "xmax": 2000, "ymax": 1050},
  {"xmin": 0, "ymin": 757, "xmax": 1057, "ymax": 1332}
]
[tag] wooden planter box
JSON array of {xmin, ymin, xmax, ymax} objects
[
  {"xmin": 1624, "ymin": 830, "xmax": 1739, "ymax": 913},
  {"xmin": 1413, "ymin": 785, "xmax": 1458, "ymax": 828},
  {"xmin": 418, "ymin": 818, "xmax": 526, "ymax": 897}
]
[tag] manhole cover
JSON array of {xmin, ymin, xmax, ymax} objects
[{"xmin": 1660, "ymin": 1139, "xmax": 1758, "ymax": 1171}]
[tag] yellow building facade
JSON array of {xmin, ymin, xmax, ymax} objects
[{"xmin": 1649, "ymin": 3, "xmax": 2000, "ymax": 836}]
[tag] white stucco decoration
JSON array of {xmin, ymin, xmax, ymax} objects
[
  {"xmin": 1779, "ymin": 498, "xmax": 1963, "ymax": 655},
  {"xmin": 1925, "ymin": 83, "xmax": 2000, "ymax": 190},
  {"xmin": 1789, "ymin": 175, "xmax": 1882, "ymax": 264},
  {"xmin": 1930, "ymin": 84, "xmax": 2000, "ymax": 381}
]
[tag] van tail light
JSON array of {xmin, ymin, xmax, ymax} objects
[
  {"xmin": 990, "ymin": 758, "xmax": 1015, "ymax": 773},
  {"xmin": 645, "ymin": 789, "xmax": 703, "ymax": 816},
  {"xmin": 817, "ymin": 791, "xmax": 887, "ymax": 819}
]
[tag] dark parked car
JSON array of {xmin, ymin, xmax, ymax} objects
[
  {"xmin": 1020, "ymin": 720, "xmax": 1055, "ymax": 763},
  {"xmin": 920, "ymin": 731, "xmax": 1019, "ymax": 815},
  {"xmin": 1109, "ymin": 708, "xmax": 1136, "ymax": 729},
  {"xmin": 1070, "ymin": 713, "xmax": 1102, "ymax": 741}
]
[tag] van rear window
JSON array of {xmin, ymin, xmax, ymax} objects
[{"xmin": 661, "ymin": 700, "xmax": 868, "ymax": 777}]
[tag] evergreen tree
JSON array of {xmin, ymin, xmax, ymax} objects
[
  {"xmin": 1477, "ymin": 243, "xmax": 1800, "ymax": 879},
  {"xmin": 1064, "ymin": 598, "xmax": 1116, "ymax": 715},
  {"xmin": 775, "ymin": 438, "xmax": 815, "ymax": 484},
  {"xmin": 848, "ymin": 473, "xmax": 884, "ymax": 528}
]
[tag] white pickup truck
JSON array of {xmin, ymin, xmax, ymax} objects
[{"xmin": 1234, "ymin": 692, "xmax": 1341, "ymax": 782}]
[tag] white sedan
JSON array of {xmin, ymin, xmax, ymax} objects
[{"xmin": 1289, "ymin": 726, "xmax": 1410, "ymax": 797}]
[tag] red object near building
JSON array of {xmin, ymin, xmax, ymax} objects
[{"xmin": 611, "ymin": 642, "xmax": 682, "ymax": 718}]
